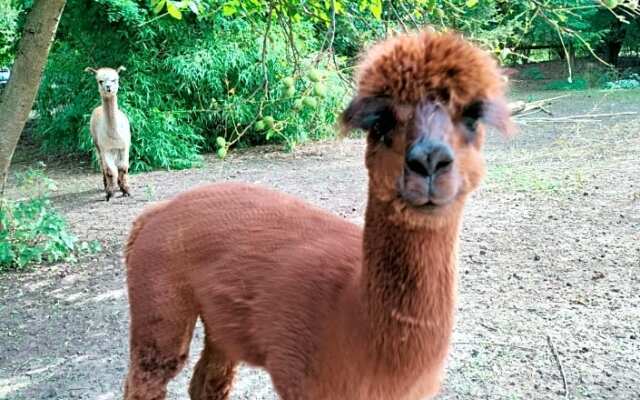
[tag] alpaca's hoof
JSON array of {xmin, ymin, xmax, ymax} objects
[
  {"xmin": 106, "ymin": 192, "xmax": 113, "ymax": 201},
  {"xmin": 122, "ymin": 191, "xmax": 131, "ymax": 197}
]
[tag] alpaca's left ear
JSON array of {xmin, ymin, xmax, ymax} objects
[
  {"xmin": 84, "ymin": 67, "xmax": 97, "ymax": 74},
  {"xmin": 116, "ymin": 66, "xmax": 126, "ymax": 73},
  {"xmin": 339, "ymin": 96, "xmax": 396, "ymax": 137},
  {"xmin": 480, "ymin": 97, "xmax": 516, "ymax": 137}
]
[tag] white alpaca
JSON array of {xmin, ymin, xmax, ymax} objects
[{"xmin": 85, "ymin": 66, "xmax": 131, "ymax": 201}]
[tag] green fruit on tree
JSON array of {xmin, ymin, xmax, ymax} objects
[
  {"xmin": 603, "ymin": 0, "xmax": 618, "ymax": 8},
  {"xmin": 255, "ymin": 120, "xmax": 266, "ymax": 131},
  {"xmin": 284, "ymin": 86, "xmax": 296, "ymax": 97},
  {"xmin": 216, "ymin": 136, "xmax": 226, "ymax": 148},
  {"xmin": 313, "ymin": 83, "xmax": 326, "ymax": 97},
  {"xmin": 263, "ymin": 116, "xmax": 275, "ymax": 128},
  {"xmin": 293, "ymin": 99, "xmax": 303, "ymax": 110},
  {"xmin": 302, "ymin": 96, "xmax": 317, "ymax": 108},
  {"xmin": 308, "ymin": 69, "xmax": 321, "ymax": 82},
  {"xmin": 217, "ymin": 147, "xmax": 227, "ymax": 159},
  {"xmin": 282, "ymin": 77, "xmax": 295, "ymax": 87}
]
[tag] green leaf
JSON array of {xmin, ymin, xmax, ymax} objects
[
  {"xmin": 222, "ymin": 4, "xmax": 237, "ymax": 16},
  {"xmin": 466, "ymin": 0, "xmax": 478, "ymax": 7},
  {"xmin": 603, "ymin": 0, "xmax": 618, "ymax": 8},
  {"xmin": 167, "ymin": 2, "xmax": 182, "ymax": 19},
  {"xmin": 369, "ymin": 0, "xmax": 382, "ymax": 19},
  {"xmin": 153, "ymin": 0, "xmax": 166, "ymax": 14},
  {"xmin": 188, "ymin": 2, "xmax": 199, "ymax": 14}
]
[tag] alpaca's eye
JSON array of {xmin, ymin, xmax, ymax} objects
[
  {"xmin": 341, "ymin": 96, "xmax": 397, "ymax": 146},
  {"xmin": 460, "ymin": 100, "xmax": 484, "ymax": 139},
  {"xmin": 99, "ymin": 80, "xmax": 104, "ymax": 84},
  {"xmin": 366, "ymin": 108, "xmax": 396, "ymax": 146}
]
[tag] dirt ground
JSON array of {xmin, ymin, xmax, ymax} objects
[{"xmin": 1, "ymin": 89, "xmax": 639, "ymax": 400}]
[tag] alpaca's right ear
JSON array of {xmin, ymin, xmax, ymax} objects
[
  {"xmin": 116, "ymin": 66, "xmax": 126, "ymax": 73},
  {"xmin": 84, "ymin": 67, "xmax": 97, "ymax": 74},
  {"xmin": 340, "ymin": 96, "xmax": 396, "ymax": 138}
]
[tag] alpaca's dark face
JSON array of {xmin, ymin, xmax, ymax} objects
[{"xmin": 342, "ymin": 95, "xmax": 511, "ymax": 215}]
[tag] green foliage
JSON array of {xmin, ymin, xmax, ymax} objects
[
  {"xmin": 603, "ymin": 76, "xmax": 640, "ymax": 90},
  {"xmin": 0, "ymin": 169, "xmax": 77, "ymax": 271},
  {"xmin": 0, "ymin": 0, "xmax": 23, "ymax": 67},
  {"xmin": 545, "ymin": 77, "xmax": 588, "ymax": 91},
  {"xmin": 33, "ymin": 0, "xmax": 347, "ymax": 170}
]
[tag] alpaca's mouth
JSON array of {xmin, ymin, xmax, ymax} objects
[{"xmin": 399, "ymin": 168, "xmax": 460, "ymax": 211}]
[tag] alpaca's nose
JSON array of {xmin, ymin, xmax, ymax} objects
[{"xmin": 406, "ymin": 139, "xmax": 454, "ymax": 177}]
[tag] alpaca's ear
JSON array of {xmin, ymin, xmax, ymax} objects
[
  {"xmin": 84, "ymin": 67, "xmax": 97, "ymax": 74},
  {"xmin": 463, "ymin": 97, "xmax": 516, "ymax": 138},
  {"xmin": 340, "ymin": 96, "xmax": 396, "ymax": 138},
  {"xmin": 116, "ymin": 66, "xmax": 126, "ymax": 73}
]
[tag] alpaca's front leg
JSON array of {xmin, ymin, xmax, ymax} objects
[
  {"xmin": 117, "ymin": 149, "xmax": 131, "ymax": 197},
  {"xmin": 102, "ymin": 151, "xmax": 119, "ymax": 201}
]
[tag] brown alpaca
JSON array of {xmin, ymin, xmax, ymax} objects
[{"xmin": 123, "ymin": 30, "xmax": 513, "ymax": 400}]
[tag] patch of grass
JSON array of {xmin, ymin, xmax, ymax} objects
[
  {"xmin": 521, "ymin": 66, "xmax": 545, "ymax": 81},
  {"xmin": 487, "ymin": 165, "xmax": 561, "ymax": 193},
  {"xmin": 545, "ymin": 77, "xmax": 588, "ymax": 91}
]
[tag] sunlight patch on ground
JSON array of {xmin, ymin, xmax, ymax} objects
[
  {"xmin": 89, "ymin": 289, "xmax": 125, "ymax": 304},
  {"xmin": 0, "ymin": 377, "xmax": 30, "ymax": 398}
]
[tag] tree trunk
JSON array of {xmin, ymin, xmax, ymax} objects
[{"xmin": 0, "ymin": 0, "xmax": 66, "ymax": 193}]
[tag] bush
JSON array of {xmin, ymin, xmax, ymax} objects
[
  {"xmin": 603, "ymin": 78, "xmax": 640, "ymax": 90},
  {"xmin": 33, "ymin": 0, "xmax": 348, "ymax": 171},
  {"xmin": 0, "ymin": 169, "xmax": 77, "ymax": 271}
]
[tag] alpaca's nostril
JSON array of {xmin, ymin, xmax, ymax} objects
[
  {"xmin": 435, "ymin": 159, "xmax": 452, "ymax": 173},
  {"xmin": 406, "ymin": 140, "xmax": 454, "ymax": 177},
  {"xmin": 407, "ymin": 158, "xmax": 429, "ymax": 177}
]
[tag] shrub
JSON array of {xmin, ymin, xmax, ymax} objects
[
  {"xmin": 603, "ymin": 78, "xmax": 640, "ymax": 90},
  {"xmin": 0, "ymin": 169, "xmax": 77, "ymax": 271}
]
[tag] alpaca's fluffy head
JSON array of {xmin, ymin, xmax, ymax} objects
[
  {"xmin": 85, "ymin": 66, "xmax": 126, "ymax": 98},
  {"xmin": 341, "ymin": 30, "xmax": 514, "ymax": 227}
]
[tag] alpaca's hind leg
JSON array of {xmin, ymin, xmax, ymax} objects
[
  {"xmin": 123, "ymin": 301, "xmax": 197, "ymax": 399},
  {"xmin": 118, "ymin": 166, "xmax": 130, "ymax": 196},
  {"xmin": 189, "ymin": 340, "xmax": 236, "ymax": 400}
]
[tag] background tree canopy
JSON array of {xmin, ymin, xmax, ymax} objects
[{"xmin": 1, "ymin": 0, "xmax": 638, "ymax": 172}]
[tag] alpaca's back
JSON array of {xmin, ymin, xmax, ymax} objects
[{"xmin": 125, "ymin": 182, "xmax": 362, "ymax": 370}]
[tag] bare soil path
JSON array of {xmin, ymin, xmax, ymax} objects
[{"xmin": 1, "ymin": 89, "xmax": 639, "ymax": 399}]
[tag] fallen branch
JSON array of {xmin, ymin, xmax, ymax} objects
[
  {"xmin": 542, "ymin": 111, "xmax": 638, "ymax": 120},
  {"xmin": 517, "ymin": 110, "xmax": 638, "ymax": 124},
  {"xmin": 547, "ymin": 334, "xmax": 569, "ymax": 399},
  {"xmin": 454, "ymin": 341, "xmax": 537, "ymax": 352},
  {"xmin": 509, "ymin": 94, "xmax": 571, "ymax": 116}
]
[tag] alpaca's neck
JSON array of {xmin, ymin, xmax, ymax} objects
[
  {"xmin": 358, "ymin": 194, "xmax": 462, "ymax": 371},
  {"xmin": 101, "ymin": 95, "xmax": 119, "ymax": 137}
]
